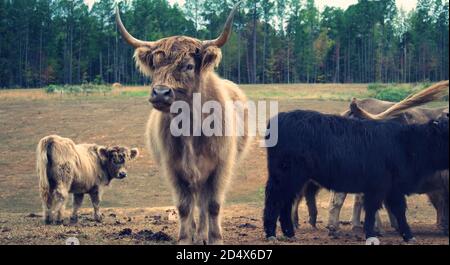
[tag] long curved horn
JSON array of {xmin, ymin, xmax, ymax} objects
[
  {"xmin": 202, "ymin": 1, "xmax": 242, "ymax": 48},
  {"xmin": 115, "ymin": 6, "xmax": 155, "ymax": 48},
  {"xmin": 350, "ymin": 80, "xmax": 449, "ymax": 120}
]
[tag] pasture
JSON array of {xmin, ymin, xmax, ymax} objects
[{"xmin": 0, "ymin": 84, "xmax": 448, "ymax": 245}]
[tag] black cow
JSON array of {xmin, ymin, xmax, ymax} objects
[{"xmin": 263, "ymin": 110, "xmax": 449, "ymax": 242}]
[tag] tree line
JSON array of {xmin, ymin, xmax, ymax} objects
[{"xmin": 0, "ymin": 0, "xmax": 448, "ymax": 88}]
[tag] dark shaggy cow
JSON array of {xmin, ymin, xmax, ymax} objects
[
  {"xmin": 328, "ymin": 95, "xmax": 449, "ymax": 235},
  {"xmin": 263, "ymin": 110, "xmax": 449, "ymax": 242}
]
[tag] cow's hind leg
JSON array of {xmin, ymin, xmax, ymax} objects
[
  {"xmin": 52, "ymin": 185, "xmax": 69, "ymax": 225},
  {"xmin": 70, "ymin": 193, "xmax": 84, "ymax": 223},
  {"xmin": 305, "ymin": 182, "xmax": 320, "ymax": 228},
  {"xmin": 385, "ymin": 205, "xmax": 399, "ymax": 231},
  {"xmin": 327, "ymin": 192, "xmax": 347, "ymax": 234},
  {"xmin": 385, "ymin": 192, "xmax": 415, "ymax": 242},
  {"xmin": 428, "ymin": 189, "xmax": 448, "ymax": 235},
  {"xmin": 40, "ymin": 187, "xmax": 53, "ymax": 224},
  {"xmin": 292, "ymin": 195, "xmax": 301, "ymax": 229},
  {"xmin": 352, "ymin": 194, "xmax": 364, "ymax": 231}
]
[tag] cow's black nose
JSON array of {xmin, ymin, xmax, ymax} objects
[
  {"xmin": 118, "ymin": 172, "xmax": 127, "ymax": 178},
  {"xmin": 152, "ymin": 85, "xmax": 173, "ymax": 98}
]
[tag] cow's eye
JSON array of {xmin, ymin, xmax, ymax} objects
[{"xmin": 186, "ymin": 64, "xmax": 194, "ymax": 71}]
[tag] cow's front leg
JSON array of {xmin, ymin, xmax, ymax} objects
[
  {"xmin": 363, "ymin": 192, "xmax": 384, "ymax": 240},
  {"xmin": 305, "ymin": 182, "xmax": 319, "ymax": 228},
  {"xmin": 279, "ymin": 197, "xmax": 296, "ymax": 238},
  {"xmin": 168, "ymin": 169, "xmax": 197, "ymax": 245},
  {"xmin": 70, "ymin": 193, "xmax": 84, "ymax": 223},
  {"xmin": 196, "ymin": 191, "xmax": 209, "ymax": 245},
  {"xmin": 207, "ymin": 198, "xmax": 224, "ymax": 245},
  {"xmin": 177, "ymin": 190, "xmax": 195, "ymax": 245},
  {"xmin": 327, "ymin": 192, "xmax": 347, "ymax": 234},
  {"xmin": 206, "ymin": 167, "xmax": 232, "ymax": 245},
  {"xmin": 89, "ymin": 188, "xmax": 102, "ymax": 222}
]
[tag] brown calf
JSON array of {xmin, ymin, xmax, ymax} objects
[{"xmin": 37, "ymin": 135, "xmax": 138, "ymax": 224}]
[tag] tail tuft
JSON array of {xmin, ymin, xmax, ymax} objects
[{"xmin": 36, "ymin": 136, "xmax": 53, "ymax": 209}]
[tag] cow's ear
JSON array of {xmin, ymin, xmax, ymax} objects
[
  {"xmin": 97, "ymin": 146, "xmax": 109, "ymax": 160},
  {"xmin": 134, "ymin": 46, "xmax": 154, "ymax": 76},
  {"xmin": 201, "ymin": 46, "xmax": 222, "ymax": 72},
  {"xmin": 130, "ymin": 148, "xmax": 139, "ymax": 160}
]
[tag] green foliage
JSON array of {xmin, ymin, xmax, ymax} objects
[
  {"xmin": 44, "ymin": 85, "xmax": 63, "ymax": 94},
  {"xmin": 120, "ymin": 91, "xmax": 149, "ymax": 97},
  {"xmin": 0, "ymin": 0, "xmax": 448, "ymax": 88},
  {"xmin": 44, "ymin": 84, "xmax": 112, "ymax": 95},
  {"xmin": 373, "ymin": 86, "xmax": 412, "ymax": 102},
  {"xmin": 368, "ymin": 82, "xmax": 446, "ymax": 102}
]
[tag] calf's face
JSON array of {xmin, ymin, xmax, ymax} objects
[{"xmin": 97, "ymin": 146, "xmax": 139, "ymax": 179}]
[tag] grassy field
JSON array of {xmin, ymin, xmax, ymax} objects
[{"xmin": 0, "ymin": 84, "xmax": 448, "ymax": 245}]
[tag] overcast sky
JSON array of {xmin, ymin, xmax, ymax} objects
[{"xmin": 85, "ymin": 0, "xmax": 418, "ymax": 12}]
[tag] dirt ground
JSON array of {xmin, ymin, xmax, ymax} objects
[{"xmin": 0, "ymin": 85, "xmax": 448, "ymax": 245}]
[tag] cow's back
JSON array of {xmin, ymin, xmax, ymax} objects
[{"xmin": 43, "ymin": 136, "xmax": 100, "ymax": 192}]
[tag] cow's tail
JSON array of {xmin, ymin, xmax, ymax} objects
[
  {"xmin": 36, "ymin": 136, "xmax": 53, "ymax": 209},
  {"xmin": 353, "ymin": 80, "xmax": 449, "ymax": 120}
]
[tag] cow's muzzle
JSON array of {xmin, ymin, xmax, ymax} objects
[
  {"xmin": 117, "ymin": 172, "xmax": 127, "ymax": 179},
  {"xmin": 149, "ymin": 85, "xmax": 175, "ymax": 111}
]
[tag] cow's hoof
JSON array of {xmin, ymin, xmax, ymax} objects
[
  {"xmin": 208, "ymin": 239, "xmax": 224, "ymax": 245},
  {"xmin": 178, "ymin": 238, "xmax": 194, "ymax": 245},
  {"xmin": 266, "ymin": 236, "xmax": 277, "ymax": 241},
  {"xmin": 44, "ymin": 218, "xmax": 52, "ymax": 225},
  {"xmin": 54, "ymin": 220, "xmax": 64, "ymax": 226},
  {"xmin": 309, "ymin": 219, "xmax": 317, "ymax": 229},
  {"xmin": 405, "ymin": 237, "xmax": 417, "ymax": 244},
  {"xmin": 194, "ymin": 235, "xmax": 208, "ymax": 245},
  {"xmin": 279, "ymin": 235, "xmax": 296, "ymax": 242},
  {"xmin": 365, "ymin": 237, "xmax": 380, "ymax": 245},
  {"xmin": 374, "ymin": 230, "xmax": 384, "ymax": 237},
  {"xmin": 328, "ymin": 231, "xmax": 341, "ymax": 239},
  {"xmin": 326, "ymin": 225, "xmax": 338, "ymax": 231},
  {"xmin": 94, "ymin": 214, "xmax": 103, "ymax": 223},
  {"xmin": 351, "ymin": 226, "xmax": 364, "ymax": 233}
]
